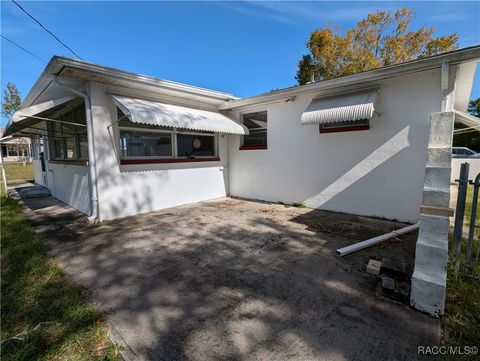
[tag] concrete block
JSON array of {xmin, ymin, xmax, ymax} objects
[
  {"xmin": 426, "ymin": 147, "xmax": 451, "ymax": 168},
  {"xmin": 428, "ymin": 112, "xmax": 454, "ymax": 148},
  {"xmin": 380, "ymin": 257, "xmax": 407, "ymax": 280},
  {"xmin": 417, "ymin": 214, "xmax": 449, "ymax": 248},
  {"xmin": 381, "ymin": 276, "xmax": 395, "ymax": 294},
  {"xmin": 411, "ymin": 270, "xmax": 446, "ymax": 316},
  {"xmin": 414, "ymin": 241, "xmax": 448, "ymax": 271},
  {"xmin": 395, "ymin": 280, "xmax": 410, "ymax": 303},
  {"xmin": 424, "ymin": 166, "xmax": 452, "ymax": 189},
  {"xmin": 366, "ymin": 259, "xmax": 381, "ymax": 275},
  {"xmin": 422, "ymin": 187, "xmax": 450, "ymax": 208}
]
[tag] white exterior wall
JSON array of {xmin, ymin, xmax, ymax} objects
[
  {"xmin": 33, "ymin": 160, "xmax": 46, "ymax": 186},
  {"xmin": 227, "ymin": 70, "xmax": 442, "ymax": 223},
  {"xmin": 451, "ymin": 158, "xmax": 480, "ymax": 182},
  {"xmin": 46, "ymin": 162, "xmax": 91, "ymax": 215},
  {"xmin": 89, "ymin": 82, "xmax": 230, "ymax": 221}
]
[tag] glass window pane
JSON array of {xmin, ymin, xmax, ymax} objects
[
  {"xmin": 54, "ymin": 139, "xmax": 64, "ymax": 158},
  {"xmin": 65, "ymin": 137, "xmax": 76, "ymax": 159},
  {"xmin": 177, "ymin": 134, "xmax": 215, "ymax": 157},
  {"xmin": 79, "ymin": 135, "xmax": 89, "ymax": 160},
  {"xmin": 243, "ymin": 111, "xmax": 267, "ymax": 146},
  {"xmin": 120, "ymin": 131, "xmax": 172, "ymax": 157}
]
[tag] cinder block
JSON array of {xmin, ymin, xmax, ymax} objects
[
  {"xmin": 381, "ymin": 276, "xmax": 395, "ymax": 294},
  {"xmin": 417, "ymin": 214, "xmax": 450, "ymax": 247},
  {"xmin": 422, "ymin": 187, "xmax": 450, "ymax": 208},
  {"xmin": 424, "ymin": 166, "xmax": 452, "ymax": 189},
  {"xmin": 426, "ymin": 147, "xmax": 451, "ymax": 168},
  {"xmin": 366, "ymin": 259, "xmax": 381, "ymax": 275},
  {"xmin": 411, "ymin": 270, "xmax": 446, "ymax": 316},
  {"xmin": 428, "ymin": 112, "xmax": 454, "ymax": 148},
  {"xmin": 414, "ymin": 241, "xmax": 448, "ymax": 271},
  {"xmin": 380, "ymin": 257, "xmax": 407, "ymax": 280}
]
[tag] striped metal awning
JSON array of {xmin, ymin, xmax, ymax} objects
[
  {"xmin": 301, "ymin": 88, "xmax": 379, "ymax": 125},
  {"xmin": 112, "ymin": 95, "xmax": 249, "ymax": 135}
]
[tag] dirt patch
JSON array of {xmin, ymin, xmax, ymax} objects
[{"xmin": 27, "ymin": 197, "xmax": 437, "ymax": 361}]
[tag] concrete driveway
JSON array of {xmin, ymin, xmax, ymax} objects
[{"xmin": 21, "ymin": 193, "xmax": 439, "ymax": 361}]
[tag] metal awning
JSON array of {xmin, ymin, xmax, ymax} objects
[
  {"xmin": 455, "ymin": 110, "xmax": 480, "ymax": 131},
  {"xmin": 4, "ymin": 96, "xmax": 76, "ymax": 137},
  {"xmin": 111, "ymin": 95, "xmax": 249, "ymax": 135},
  {"xmin": 301, "ymin": 88, "xmax": 379, "ymax": 125}
]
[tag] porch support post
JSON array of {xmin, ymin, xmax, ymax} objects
[{"xmin": 411, "ymin": 111, "xmax": 455, "ymax": 316}]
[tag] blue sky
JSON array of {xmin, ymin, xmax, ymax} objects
[{"xmin": 1, "ymin": 1, "xmax": 479, "ymax": 126}]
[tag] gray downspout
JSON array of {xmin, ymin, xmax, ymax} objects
[{"xmin": 52, "ymin": 76, "xmax": 99, "ymax": 221}]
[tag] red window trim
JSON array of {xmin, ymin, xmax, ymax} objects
[
  {"xmin": 120, "ymin": 157, "xmax": 220, "ymax": 165},
  {"xmin": 239, "ymin": 145, "xmax": 268, "ymax": 150},
  {"xmin": 319, "ymin": 124, "xmax": 369, "ymax": 134}
]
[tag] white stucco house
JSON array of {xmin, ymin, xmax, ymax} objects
[
  {"xmin": 0, "ymin": 130, "xmax": 32, "ymax": 163},
  {"xmin": 3, "ymin": 45, "xmax": 480, "ymax": 316}
]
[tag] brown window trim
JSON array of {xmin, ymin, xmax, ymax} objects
[
  {"xmin": 319, "ymin": 124, "xmax": 369, "ymax": 134},
  {"xmin": 239, "ymin": 145, "xmax": 268, "ymax": 150},
  {"xmin": 49, "ymin": 159, "xmax": 88, "ymax": 166},
  {"xmin": 120, "ymin": 157, "xmax": 220, "ymax": 165}
]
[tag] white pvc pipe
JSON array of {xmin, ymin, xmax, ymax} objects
[{"xmin": 335, "ymin": 222, "xmax": 419, "ymax": 257}]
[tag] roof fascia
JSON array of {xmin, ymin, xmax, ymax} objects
[{"xmin": 219, "ymin": 45, "xmax": 480, "ymax": 111}]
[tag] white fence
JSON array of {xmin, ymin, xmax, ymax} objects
[{"xmin": 451, "ymin": 158, "xmax": 480, "ymax": 182}]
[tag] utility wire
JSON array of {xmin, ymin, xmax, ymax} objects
[
  {"xmin": 11, "ymin": 0, "xmax": 83, "ymax": 60},
  {"xmin": 1, "ymin": 34, "xmax": 47, "ymax": 63}
]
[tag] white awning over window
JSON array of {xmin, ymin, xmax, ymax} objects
[
  {"xmin": 4, "ymin": 96, "xmax": 76, "ymax": 137},
  {"xmin": 112, "ymin": 95, "xmax": 249, "ymax": 135},
  {"xmin": 301, "ymin": 88, "xmax": 379, "ymax": 125}
]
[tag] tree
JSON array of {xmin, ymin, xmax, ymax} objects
[
  {"xmin": 296, "ymin": 8, "xmax": 458, "ymax": 84},
  {"xmin": 1, "ymin": 82, "xmax": 30, "ymax": 165},
  {"xmin": 2, "ymin": 82, "xmax": 22, "ymax": 119},
  {"xmin": 468, "ymin": 98, "xmax": 480, "ymax": 117},
  {"xmin": 453, "ymin": 98, "xmax": 480, "ymax": 152}
]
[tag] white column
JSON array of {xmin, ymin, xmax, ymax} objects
[{"xmin": 410, "ymin": 111, "xmax": 454, "ymax": 316}]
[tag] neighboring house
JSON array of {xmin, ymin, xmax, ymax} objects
[
  {"xmin": 0, "ymin": 129, "xmax": 32, "ymax": 163},
  {"xmin": 4, "ymin": 46, "xmax": 480, "ymax": 316}
]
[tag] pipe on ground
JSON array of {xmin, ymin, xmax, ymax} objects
[{"xmin": 335, "ymin": 222, "xmax": 420, "ymax": 257}]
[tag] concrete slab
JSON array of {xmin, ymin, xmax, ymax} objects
[
  {"xmin": 14, "ymin": 184, "xmax": 51, "ymax": 198},
  {"xmin": 23, "ymin": 197, "xmax": 440, "ymax": 361}
]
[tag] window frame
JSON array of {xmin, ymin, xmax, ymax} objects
[
  {"xmin": 240, "ymin": 110, "xmax": 268, "ymax": 150},
  {"xmin": 319, "ymin": 119, "xmax": 370, "ymax": 134},
  {"xmin": 118, "ymin": 125, "xmax": 219, "ymax": 163},
  {"xmin": 119, "ymin": 126, "xmax": 175, "ymax": 159}
]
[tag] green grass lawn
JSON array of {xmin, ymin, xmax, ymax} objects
[
  {"xmin": 464, "ymin": 185, "xmax": 479, "ymax": 234},
  {"xmin": 1, "ymin": 162, "xmax": 34, "ymax": 184},
  {"xmin": 442, "ymin": 260, "xmax": 480, "ymax": 359},
  {"xmin": 0, "ymin": 192, "xmax": 120, "ymax": 361},
  {"xmin": 441, "ymin": 184, "xmax": 479, "ymax": 357}
]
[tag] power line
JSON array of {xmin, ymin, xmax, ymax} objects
[
  {"xmin": 1, "ymin": 34, "xmax": 47, "ymax": 63},
  {"xmin": 11, "ymin": 0, "xmax": 83, "ymax": 60}
]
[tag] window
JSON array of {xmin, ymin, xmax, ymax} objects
[
  {"xmin": 48, "ymin": 102, "xmax": 88, "ymax": 161},
  {"xmin": 117, "ymin": 109, "xmax": 218, "ymax": 164},
  {"xmin": 177, "ymin": 134, "xmax": 215, "ymax": 157},
  {"xmin": 241, "ymin": 111, "xmax": 267, "ymax": 149},
  {"xmin": 54, "ymin": 139, "xmax": 65, "ymax": 159},
  {"xmin": 319, "ymin": 119, "xmax": 369, "ymax": 133},
  {"xmin": 2, "ymin": 145, "xmax": 7, "ymax": 157},
  {"xmin": 120, "ymin": 130, "xmax": 172, "ymax": 157},
  {"xmin": 79, "ymin": 135, "xmax": 89, "ymax": 159}
]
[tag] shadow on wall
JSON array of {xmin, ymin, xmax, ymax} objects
[
  {"xmin": 303, "ymin": 126, "xmax": 411, "ymax": 209},
  {"xmin": 45, "ymin": 199, "xmax": 436, "ymax": 361}
]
